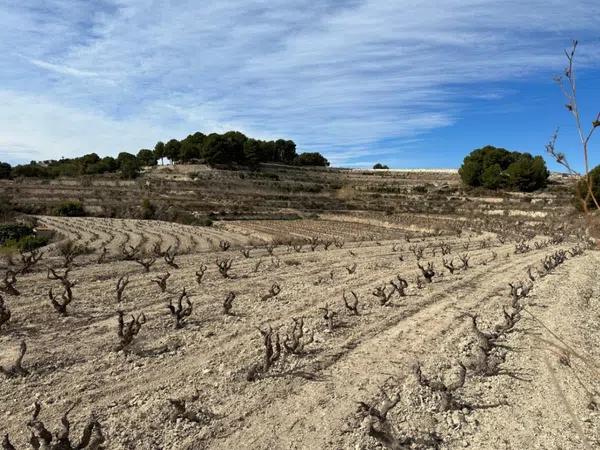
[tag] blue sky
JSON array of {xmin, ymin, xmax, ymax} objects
[{"xmin": 0, "ymin": 1, "xmax": 599, "ymax": 171}]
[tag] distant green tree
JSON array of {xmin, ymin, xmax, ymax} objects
[
  {"xmin": 179, "ymin": 141, "xmax": 201, "ymax": 162},
  {"xmin": 222, "ymin": 131, "xmax": 247, "ymax": 163},
  {"xmin": 373, "ymin": 163, "xmax": 389, "ymax": 170},
  {"xmin": 459, "ymin": 145, "xmax": 548, "ymax": 192},
  {"xmin": 11, "ymin": 162, "xmax": 50, "ymax": 178},
  {"xmin": 117, "ymin": 152, "xmax": 137, "ymax": 166},
  {"xmin": 117, "ymin": 152, "xmax": 140, "ymax": 179},
  {"xmin": 154, "ymin": 141, "xmax": 166, "ymax": 165},
  {"xmin": 164, "ymin": 139, "xmax": 181, "ymax": 164},
  {"xmin": 274, "ymin": 139, "xmax": 297, "ymax": 164},
  {"xmin": 86, "ymin": 156, "xmax": 118, "ymax": 174},
  {"xmin": 480, "ymin": 163, "xmax": 506, "ymax": 189},
  {"xmin": 137, "ymin": 149, "xmax": 157, "ymax": 166},
  {"xmin": 79, "ymin": 153, "xmax": 100, "ymax": 169},
  {"xmin": 55, "ymin": 201, "xmax": 85, "ymax": 217},
  {"xmin": 505, "ymin": 154, "xmax": 549, "ymax": 192},
  {"xmin": 141, "ymin": 198, "xmax": 156, "ymax": 219},
  {"xmin": 184, "ymin": 132, "xmax": 206, "ymax": 146},
  {"xmin": 575, "ymin": 164, "xmax": 600, "ymax": 210},
  {"xmin": 0, "ymin": 162, "xmax": 11, "ymax": 179},
  {"xmin": 243, "ymin": 139, "xmax": 261, "ymax": 167},
  {"xmin": 0, "ymin": 224, "xmax": 33, "ymax": 245},
  {"xmin": 201, "ymin": 134, "xmax": 230, "ymax": 166},
  {"xmin": 258, "ymin": 140, "xmax": 276, "ymax": 162},
  {"xmin": 293, "ymin": 152, "xmax": 329, "ymax": 167},
  {"xmin": 119, "ymin": 159, "xmax": 140, "ymax": 179}
]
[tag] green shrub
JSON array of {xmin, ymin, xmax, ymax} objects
[
  {"xmin": 55, "ymin": 201, "xmax": 85, "ymax": 217},
  {"xmin": 505, "ymin": 154, "xmax": 550, "ymax": 192},
  {"xmin": 373, "ymin": 163, "xmax": 389, "ymax": 169},
  {"xmin": 293, "ymin": 152, "xmax": 330, "ymax": 167},
  {"xmin": 14, "ymin": 235, "xmax": 49, "ymax": 251},
  {"xmin": 480, "ymin": 164, "xmax": 507, "ymax": 189},
  {"xmin": 0, "ymin": 162, "xmax": 11, "ymax": 179},
  {"xmin": 459, "ymin": 145, "xmax": 549, "ymax": 192},
  {"xmin": 141, "ymin": 199, "xmax": 156, "ymax": 220},
  {"xmin": 575, "ymin": 165, "xmax": 600, "ymax": 210},
  {"xmin": 0, "ymin": 224, "xmax": 33, "ymax": 245}
]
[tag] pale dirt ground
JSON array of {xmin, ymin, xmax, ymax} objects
[
  {"xmin": 1, "ymin": 218, "xmax": 599, "ymax": 449},
  {"xmin": 35, "ymin": 216, "xmax": 254, "ymax": 255}
]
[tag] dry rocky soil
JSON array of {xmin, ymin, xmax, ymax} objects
[{"xmin": 1, "ymin": 214, "xmax": 599, "ymax": 450}]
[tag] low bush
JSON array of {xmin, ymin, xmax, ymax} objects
[
  {"xmin": 13, "ymin": 235, "xmax": 49, "ymax": 251},
  {"xmin": 0, "ymin": 224, "xmax": 33, "ymax": 245},
  {"xmin": 55, "ymin": 201, "xmax": 85, "ymax": 217},
  {"xmin": 459, "ymin": 145, "xmax": 549, "ymax": 192},
  {"xmin": 575, "ymin": 164, "xmax": 600, "ymax": 210}
]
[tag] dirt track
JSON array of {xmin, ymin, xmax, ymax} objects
[{"xmin": 1, "ymin": 220, "xmax": 599, "ymax": 449}]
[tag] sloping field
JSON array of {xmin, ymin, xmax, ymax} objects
[
  {"xmin": 35, "ymin": 216, "xmax": 257, "ymax": 255},
  {"xmin": 1, "ymin": 217, "xmax": 598, "ymax": 449}
]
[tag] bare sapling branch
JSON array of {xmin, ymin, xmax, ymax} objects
[
  {"xmin": 19, "ymin": 248, "xmax": 43, "ymax": 274},
  {"xmin": 261, "ymin": 283, "xmax": 281, "ymax": 301},
  {"xmin": 223, "ymin": 291, "xmax": 236, "ymax": 315},
  {"xmin": 48, "ymin": 287, "xmax": 72, "ymax": 316},
  {"xmin": 319, "ymin": 304, "xmax": 336, "ymax": 331},
  {"xmin": 283, "ymin": 317, "xmax": 314, "ymax": 355},
  {"xmin": 0, "ymin": 296, "xmax": 10, "ymax": 330},
  {"xmin": 47, "ymin": 268, "xmax": 76, "ymax": 303},
  {"xmin": 409, "ymin": 245, "xmax": 424, "ymax": 260},
  {"xmin": 219, "ymin": 240, "xmax": 231, "ymax": 251},
  {"xmin": 116, "ymin": 310, "xmax": 146, "ymax": 351},
  {"xmin": 442, "ymin": 257, "xmax": 457, "ymax": 274},
  {"xmin": 168, "ymin": 288, "xmax": 193, "ymax": 329},
  {"xmin": 0, "ymin": 340, "xmax": 28, "ymax": 378},
  {"xmin": 342, "ymin": 290, "xmax": 359, "ymax": 315},
  {"xmin": 134, "ymin": 254, "xmax": 156, "ymax": 272},
  {"xmin": 459, "ymin": 253, "xmax": 470, "ymax": 270},
  {"xmin": 546, "ymin": 40, "xmax": 600, "ymax": 223},
  {"xmin": 26, "ymin": 401, "xmax": 105, "ymax": 449},
  {"xmin": 152, "ymin": 272, "xmax": 171, "ymax": 293},
  {"xmin": 345, "ymin": 263, "xmax": 357, "ymax": 274},
  {"xmin": 164, "ymin": 249, "xmax": 179, "ymax": 269},
  {"xmin": 116, "ymin": 275, "xmax": 129, "ymax": 302},
  {"xmin": 390, "ymin": 276, "xmax": 408, "ymax": 297},
  {"xmin": 246, "ymin": 325, "xmax": 281, "ymax": 381},
  {"xmin": 412, "ymin": 360, "xmax": 467, "ymax": 412},
  {"xmin": 97, "ymin": 246, "xmax": 108, "ymax": 264},
  {"xmin": 195, "ymin": 264, "xmax": 208, "ymax": 284},
  {"xmin": 309, "ymin": 236, "xmax": 320, "ymax": 251},
  {"xmin": 358, "ymin": 387, "xmax": 416, "ymax": 450},
  {"xmin": 121, "ymin": 244, "xmax": 141, "ymax": 261},
  {"xmin": 215, "ymin": 258, "xmax": 233, "ymax": 278},
  {"xmin": 0, "ymin": 270, "xmax": 20, "ymax": 296},
  {"xmin": 417, "ymin": 262, "xmax": 435, "ymax": 283},
  {"xmin": 372, "ymin": 285, "xmax": 396, "ymax": 306}
]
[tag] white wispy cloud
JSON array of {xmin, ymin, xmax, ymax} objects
[
  {"xmin": 26, "ymin": 58, "xmax": 100, "ymax": 78},
  {"xmin": 0, "ymin": 0, "xmax": 599, "ymax": 165}
]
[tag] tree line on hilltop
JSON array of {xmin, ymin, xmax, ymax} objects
[{"xmin": 0, "ymin": 131, "xmax": 329, "ymax": 179}]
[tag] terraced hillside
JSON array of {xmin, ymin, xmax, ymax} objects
[
  {"xmin": 0, "ymin": 166, "xmax": 577, "ymax": 229},
  {"xmin": 1, "ymin": 165, "xmax": 597, "ymax": 449}
]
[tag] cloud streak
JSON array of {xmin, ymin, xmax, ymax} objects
[{"xmin": 0, "ymin": 0, "xmax": 599, "ymax": 165}]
